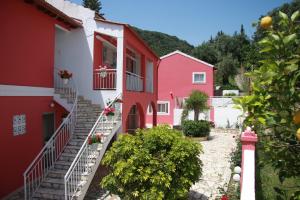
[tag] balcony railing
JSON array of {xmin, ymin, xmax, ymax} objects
[
  {"xmin": 93, "ymin": 69, "xmax": 116, "ymax": 90},
  {"xmin": 126, "ymin": 71, "xmax": 143, "ymax": 92}
]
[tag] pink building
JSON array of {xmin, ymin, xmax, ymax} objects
[
  {"xmin": 0, "ymin": 0, "xmax": 158, "ymax": 199},
  {"xmin": 147, "ymin": 50, "xmax": 214, "ymax": 127}
]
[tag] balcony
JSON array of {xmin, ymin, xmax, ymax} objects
[
  {"xmin": 126, "ymin": 71, "xmax": 143, "ymax": 92},
  {"xmin": 93, "ymin": 69, "xmax": 116, "ymax": 90}
]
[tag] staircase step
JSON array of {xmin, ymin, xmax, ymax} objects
[
  {"xmin": 48, "ymin": 169, "xmax": 68, "ymax": 179},
  {"xmin": 40, "ymin": 177, "xmax": 64, "ymax": 190},
  {"xmin": 33, "ymin": 188, "xmax": 64, "ymax": 200},
  {"xmin": 64, "ymin": 145, "xmax": 81, "ymax": 154},
  {"xmin": 54, "ymin": 160, "xmax": 72, "ymax": 170}
]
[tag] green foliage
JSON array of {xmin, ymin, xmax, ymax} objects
[
  {"xmin": 132, "ymin": 27, "xmax": 194, "ymax": 57},
  {"xmin": 82, "ymin": 0, "xmax": 104, "ymax": 16},
  {"xmin": 234, "ymin": 10, "xmax": 300, "ymax": 198},
  {"xmin": 193, "ymin": 27, "xmax": 251, "ymax": 87},
  {"xmin": 253, "ymin": 0, "xmax": 300, "ymax": 42},
  {"xmin": 101, "ymin": 126, "xmax": 203, "ymax": 200},
  {"xmin": 231, "ymin": 138, "xmax": 242, "ymax": 167},
  {"xmin": 184, "ymin": 90, "xmax": 209, "ymax": 121},
  {"xmin": 182, "ymin": 120, "xmax": 210, "ymax": 137}
]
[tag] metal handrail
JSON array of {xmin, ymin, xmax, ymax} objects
[
  {"xmin": 23, "ymin": 68, "xmax": 78, "ymax": 199},
  {"xmin": 64, "ymin": 93, "xmax": 122, "ymax": 200}
]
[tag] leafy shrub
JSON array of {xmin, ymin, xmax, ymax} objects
[
  {"xmin": 101, "ymin": 125, "xmax": 203, "ymax": 200},
  {"xmin": 182, "ymin": 120, "xmax": 210, "ymax": 137}
]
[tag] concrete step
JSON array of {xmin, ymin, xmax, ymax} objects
[
  {"xmin": 40, "ymin": 177, "xmax": 64, "ymax": 190},
  {"xmin": 58, "ymin": 152, "xmax": 77, "ymax": 162},
  {"xmin": 47, "ymin": 169, "xmax": 68, "ymax": 179},
  {"xmin": 54, "ymin": 160, "xmax": 72, "ymax": 170},
  {"xmin": 64, "ymin": 145, "xmax": 81, "ymax": 154},
  {"xmin": 33, "ymin": 187, "xmax": 64, "ymax": 200},
  {"xmin": 68, "ymin": 138, "xmax": 85, "ymax": 146}
]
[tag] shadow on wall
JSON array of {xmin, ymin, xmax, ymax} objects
[{"xmin": 55, "ymin": 26, "xmax": 105, "ymax": 107}]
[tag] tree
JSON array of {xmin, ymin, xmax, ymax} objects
[
  {"xmin": 184, "ymin": 90, "xmax": 209, "ymax": 121},
  {"xmin": 82, "ymin": 0, "xmax": 104, "ymax": 16},
  {"xmin": 234, "ymin": 10, "xmax": 300, "ymax": 198},
  {"xmin": 101, "ymin": 126, "xmax": 202, "ymax": 200}
]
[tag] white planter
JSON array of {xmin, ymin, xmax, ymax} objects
[{"xmin": 63, "ymin": 78, "xmax": 69, "ymax": 85}]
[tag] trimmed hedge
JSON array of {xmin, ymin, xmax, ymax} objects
[{"xmin": 182, "ymin": 120, "xmax": 210, "ymax": 137}]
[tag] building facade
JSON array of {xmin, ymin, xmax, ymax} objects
[{"xmin": 147, "ymin": 50, "xmax": 214, "ymax": 127}]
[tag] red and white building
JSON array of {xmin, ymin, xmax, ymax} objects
[
  {"xmin": 147, "ymin": 50, "xmax": 214, "ymax": 127},
  {"xmin": 0, "ymin": 0, "xmax": 158, "ymax": 199}
]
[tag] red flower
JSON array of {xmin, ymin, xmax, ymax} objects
[
  {"xmin": 88, "ymin": 136, "xmax": 92, "ymax": 145},
  {"xmin": 96, "ymin": 133, "xmax": 102, "ymax": 142},
  {"xmin": 104, "ymin": 107, "xmax": 115, "ymax": 116},
  {"xmin": 221, "ymin": 195, "xmax": 229, "ymax": 200}
]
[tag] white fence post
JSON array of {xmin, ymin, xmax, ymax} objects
[{"xmin": 240, "ymin": 127, "xmax": 258, "ymax": 200}]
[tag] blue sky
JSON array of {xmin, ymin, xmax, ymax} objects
[{"xmin": 71, "ymin": 0, "xmax": 291, "ymax": 46}]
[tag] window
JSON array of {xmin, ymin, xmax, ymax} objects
[
  {"xmin": 193, "ymin": 72, "xmax": 206, "ymax": 84},
  {"xmin": 157, "ymin": 101, "xmax": 170, "ymax": 115}
]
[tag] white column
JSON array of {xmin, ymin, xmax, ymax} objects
[{"xmin": 116, "ymin": 37, "xmax": 124, "ymax": 95}]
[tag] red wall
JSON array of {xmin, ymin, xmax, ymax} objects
[
  {"xmin": 0, "ymin": 1, "xmax": 67, "ymax": 197},
  {"xmin": 122, "ymin": 28, "xmax": 159, "ymax": 131},
  {"xmin": 0, "ymin": 97, "xmax": 67, "ymax": 197},
  {"xmin": 0, "ymin": 1, "xmax": 60, "ymax": 87},
  {"xmin": 154, "ymin": 53, "xmax": 214, "ymax": 125}
]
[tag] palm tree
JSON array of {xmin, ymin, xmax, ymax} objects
[{"xmin": 184, "ymin": 90, "xmax": 209, "ymax": 121}]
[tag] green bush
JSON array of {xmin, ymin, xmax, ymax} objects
[
  {"xmin": 101, "ymin": 125, "xmax": 203, "ymax": 200},
  {"xmin": 182, "ymin": 120, "xmax": 210, "ymax": 137}
]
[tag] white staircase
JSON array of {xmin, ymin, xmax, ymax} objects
[{"xmin": 24, "ymin": 69, "xmax": 122, "ymax": 200}]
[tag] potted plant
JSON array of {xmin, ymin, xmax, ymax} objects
[
  {"xmin": 58, "ymin": 70, "xmax": 72, "ymax": 84},
  {"xmin": 104, "ymin": 106, "xmax": 115, "ymax": 121},
  {"xmin": 88, "ymin": 133, "xmax": 103, "ymax": 145}
]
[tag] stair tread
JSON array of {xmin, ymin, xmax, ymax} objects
[{"xmin": 34, "ymin": 187, "xmax": 64, "ymax": 195}]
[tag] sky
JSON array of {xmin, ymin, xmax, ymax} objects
[{"xmin": 71, "ymin": 0, "xmax": 292, "ymax": 46}]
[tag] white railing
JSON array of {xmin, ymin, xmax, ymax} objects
[
  {"xmin": 93, "ymin": 69, "xmax": 116, "ymax": 90},
  {"xmin": 24, "ymin": 68, "xmax": 78, "ymax": 200},
  {"xmin": 126, "ymin": 71, "xmax": 143, "ymax": 92},
  {"xmin": 64, "ymin": 94, "xmax": 122, "ymax": 200}
]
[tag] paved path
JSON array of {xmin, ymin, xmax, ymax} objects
[{"xmin": 189, "ymin": 129, "xmax": 238, "ymax": 200}]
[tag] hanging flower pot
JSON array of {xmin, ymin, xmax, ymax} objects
[
  {"xmin": 63, "ymin": 78, "xmax": 69, "ymax": 85},
  {"xmin": 99, "ymin": 65, "xmax": 108, "ymax": 78},
  {"xmin": 58, "ymin": 70, "xmax": 72, "ymax": 84}
]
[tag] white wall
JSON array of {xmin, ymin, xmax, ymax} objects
[
  {"xmin": 212, "ymin": 97, "xmax": 242, "ymax": 128},
  {"xmin": 51, "ymin": 0, "xmax": 124, "ymax": 107},
  {"xmin": 173, "ymin": 109, "xmax": 210, "ymax": 126}
]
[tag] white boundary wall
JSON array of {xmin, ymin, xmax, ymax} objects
[{"xmin": 212, "ymin": 97, "xmax": 242, "ymax": 128}]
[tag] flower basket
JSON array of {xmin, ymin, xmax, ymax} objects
[
  {"xmin": 58, "ymin": 70, "xmax": 72, "ymax": 84},
  {"xmin": 104, "ymin": 107, "xmax": 115, "ymax": 116},
  {"xmin": 88, "ymin": 133, "xmax": 103, "ymax": 145}
]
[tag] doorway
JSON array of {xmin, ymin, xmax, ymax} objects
[{"xmin": 42, "ymin": 113, "xmax": 55, "ymax": 143}]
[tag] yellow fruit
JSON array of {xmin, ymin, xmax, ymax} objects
[
  {"xmin": 260, "ymin": 16, "xmax": 272, "ymax": 29},
  {"xmin": 296, "ymin": 128, "xmax": 300, "ymax": 141},
  {"xmin": 293, "ymin": 110, "xmax": 300, "ymax": 124}
]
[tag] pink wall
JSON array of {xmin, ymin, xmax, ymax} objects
[
  {"xmin": 122, "ymin": 28, "xmax": 159, "ymax": 132},
  {"xmin": 0, "ymin": 1, "xmax": 62, "ymax": 87},
  {"xmin": 153, "ymin": 53, "xmax": 214, "ymax": 126}
]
